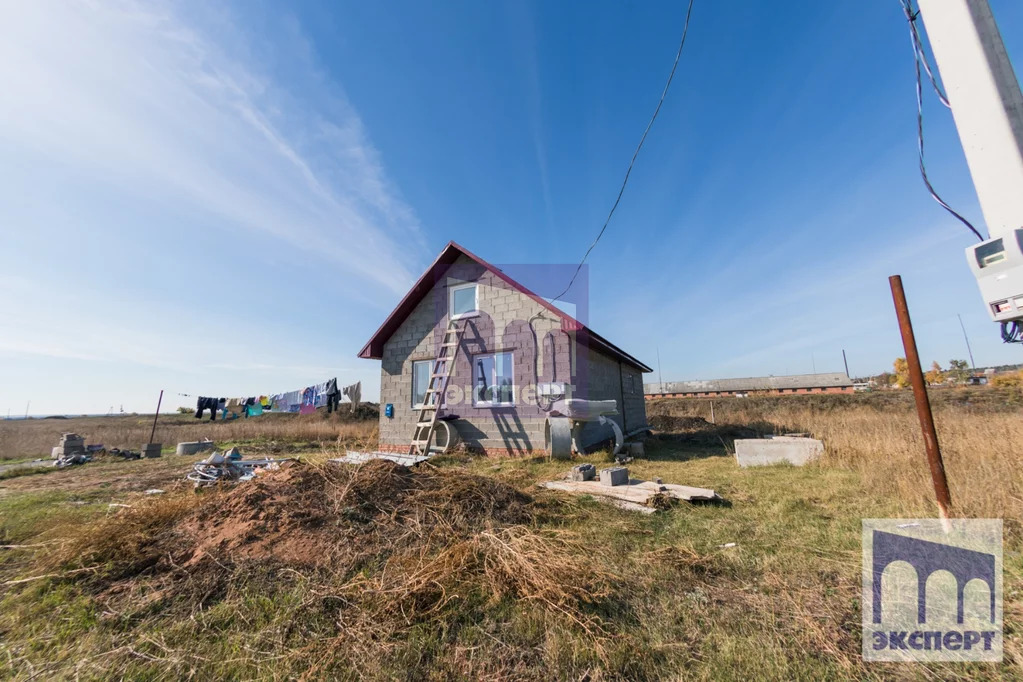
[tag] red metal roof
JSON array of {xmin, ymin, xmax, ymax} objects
[{"xmin": 357, "ymin": 241, "xmax": 653, "ymax": 372}]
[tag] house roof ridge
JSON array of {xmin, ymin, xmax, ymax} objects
[{"xmin": 358, "ymin": 241, "xmax": 652, "ymax": 373}]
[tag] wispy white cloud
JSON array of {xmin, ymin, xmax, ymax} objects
[
  {"xmin": 0, "ymin": 0, "xmax": 422, "ymax": 411},
  {"xmin": 0, "ymin": 0, "xmax": 424, "ymax": 297}
]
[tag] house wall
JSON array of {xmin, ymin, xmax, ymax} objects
[
  {"xmin": 571, "ymin": 350, "xmax": 649, "ymax": 449},
  {"xmin": 378, "ymin": 255, "xmax": 572, "ymax": 455},
  {"xmin": 376, "ymin": 254, "xmax": 648, "ymax": 455}
]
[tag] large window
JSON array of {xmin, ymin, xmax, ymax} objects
[
  {"xmin": 473, "ymin": 352, "xmax": 514, "ymax": 407},
  {"xmin": 412, "ymin": 360, "xmax": 431, "ymax": 408},
  {"xmin": 449, "ymin": 282, "xmax": 478, "ymax": 319}
]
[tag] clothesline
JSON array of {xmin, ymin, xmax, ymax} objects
[{"xmin": 183, "ymin": 378, "xmax": 361, "ymax": 422}]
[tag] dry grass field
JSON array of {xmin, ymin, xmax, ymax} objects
[
  {"xmin": 648, "ymin": 387, "xmax": 1023, "ymax": 525},
  {"xmin": 0, "ymin": 389, "xmax": 1019, "ymax": 680},
  {"xmin": 0, "ymin": 408, "xmax": 380, "ymax": 464}
]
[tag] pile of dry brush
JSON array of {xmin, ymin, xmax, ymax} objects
[{"xmin": 45, "ymin": 460, "xmax": 624, "ymax": 671}]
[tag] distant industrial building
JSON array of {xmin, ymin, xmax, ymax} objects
[{"xmin": 644, "ymin": 372, "xmax": 854, "ymax": 399}]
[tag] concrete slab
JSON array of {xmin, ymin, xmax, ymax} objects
[
  {"xmin": 335, "ymin": 451, "xmax": 430, "ymax": 467},
  {"xmin": 734, "ymin": 437, "xmax": 823, "ymax": 467},
  {"xmin": 176, "ymin": 440, "xmax": 215, "ymax": 455}
]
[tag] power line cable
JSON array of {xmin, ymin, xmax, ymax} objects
[
  {"xmin": 901, "ymin": 0, "xmax": 950, "ymax": 108},
  {"xmin": 899, "ymin": 0, "xmax": 984, "ymax": 242},
  {"xmin": 552, "ymin": 0, "xmax": 696, "ymax": 301}
]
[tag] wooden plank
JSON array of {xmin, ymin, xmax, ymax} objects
[
  {"xmin": 538, "ymin": 478, "xmax": 719, "ymax": 507},
  {"xmin": 630, "ymin": 480, "xmax": 718, "ymax": 501}
]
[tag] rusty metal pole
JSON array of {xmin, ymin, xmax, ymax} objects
[
  {"xmin": 889, "ymin": 276, "xmax": 952, "ymax": 518},
  {"xmin": 148, "ymin": 389, "xmax": 164, "ymax": 445}
]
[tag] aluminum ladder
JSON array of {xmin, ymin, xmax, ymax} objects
[{"xmin": 408, "ymin": 319, "xmax": 465, "ymax": 457}]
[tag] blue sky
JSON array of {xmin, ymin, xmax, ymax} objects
[{"xmin": 2, "ymin": 0, "xmax": 1022, "ymax": 415}]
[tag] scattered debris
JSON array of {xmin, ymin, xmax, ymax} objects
[
  {"xmin": 109, "ymin": 448, "xmax": 142, "ymax": 461},
  {"xmin": 540, "ymin": 472, "xmax": 720, "ymax": 513},
  {"xmin": 51, "ymin": 433, "xmax": 92, "ymax": 467},
  {"xmin": 718, "ymin": 542, "xmax": 737, "ymax": 549},
  {"xmin": 55, "ymin": 452, "xmax": 92, "ymax": 468},
  {"xmin": 734, "ymin": 435, "xmax": 824, "ymax": 467},
  {"xmin": 144, "ymin": 489, "xmax": 165, "ymax": 495},
  {"xmin": 187, "ymin": 450, "xmax": 296, "ymax": 488}
]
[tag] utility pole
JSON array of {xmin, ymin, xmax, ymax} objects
[
  {"xmin": 842, "ymin": 349, "xmax": 851, "ymax": 378},
  {"xmin": 916, "ymin": 0, "xmax": 1023, "ymax": 239},
  {"xmin": 957, "ymin": 313, "xmax": 977, "ymax": 370},
  {"xmin": 656, "ymin": 346, "xmax": 664, "ymax": 393}
]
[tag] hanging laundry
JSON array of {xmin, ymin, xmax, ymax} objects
[
  {"xmin": 299, "ymin": 386, "xmax": 316, "ymax": 414},
  {"xmin": 246, "ymin": 402, "xmax": 263, "ymax": 417},
  {"xmin": 309, "ymin": 382, "xmax": 326, "ymax": 409},
  {"xmin": 343, "ymin": 381, "xmax": 362, "ymax": 414},
  {"xmin": 194, "ymin": 396, "xmax": 218, "ymax": 422},
  {"xmin": 326, "ymin": 377, "xmax": 340, "ymax": 413}
]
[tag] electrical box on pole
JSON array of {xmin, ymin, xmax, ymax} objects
[{"xmin": 915, "ymin": 0, "xmax": 1023, "ymax": 326}]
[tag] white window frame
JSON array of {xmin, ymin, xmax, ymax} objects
[
  {"xmin": 472, "ymin": 351, "xmax": 515, "ymax": 407},
  {"xmin": 412, "ymin": 359, "xmax": 432, "ymax": 408},
  {"xmin": 448, "ymin": 282, "xmax": 478, "ymax": 319}
]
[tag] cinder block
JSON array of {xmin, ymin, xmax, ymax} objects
[
  {"xmin": 734, "ymin": 437, "xmax": 823, "ymax": 468},
  {"xmin": 142, "ymin": 443, "xmax": 162, "ymax": 459},
  {"xmin": 570, "ymin": 463, "xmax": 596, "ymax": 481},
  {"xmin": 599, "ymin": 466, "xmax": 629, "ymax": 487},
  {"xmin": 627, "ymin": 442, "xmax": 645, "ymax": 457}
]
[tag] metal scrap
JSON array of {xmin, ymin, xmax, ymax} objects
[{"xmin": 187, "ymin": 450, "xmax": 295, "ymax": 488}]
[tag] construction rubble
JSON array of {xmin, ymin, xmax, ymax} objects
[
  {"xmin": 540, "ymin": 465, "xmax": 720, "ymax": 513},
  {"xmin": 51, "ymin": 433, "xmax": 93, "ymax": 468},
  {"xmin": 187, "ymin": 447, "xmax": 296, "ymax": 488}
]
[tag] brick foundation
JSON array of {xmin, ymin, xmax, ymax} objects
[{"xmin": 376, "ymin": 442, "xmax": 545, "ymax": 458}]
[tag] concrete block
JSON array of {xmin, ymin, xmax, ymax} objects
[
  {"xmin": 570, "ymin": 463, "xmax": 596, "ymax": 481},
  {"xmin": 599, "ymin": 466, "xmax": 629, "ymax": 487},
  {"xmin": 142, "ymin": 443, "xmax": 162, "ymax": 459},
  {"xmin": 627, "ymin": 442, "xmax": 645, "ymax": 457},
  {"xmin": 734, "ymin": 437, "xmax": 823, "ymax": 468},
  {"xmin": 176, "ymin": 441, "xmax": 215, "ymax": 455}
]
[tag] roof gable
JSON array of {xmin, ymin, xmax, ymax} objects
[{"xmin": 358, "ymin": 241, "xmax": 652, "ymax": 372}]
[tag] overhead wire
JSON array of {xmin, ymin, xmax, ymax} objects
[
  {"xmin": 898, "ymin": 0, "xmax": 985, "ymax": 242},
  {"xmin": 552, "ymin": 0, "xmax": 696, "ymax": 302}
]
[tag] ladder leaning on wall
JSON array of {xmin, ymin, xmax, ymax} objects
[{"xmin": 408, "ymin": 319, "xmax": 466, "ymax": 457}]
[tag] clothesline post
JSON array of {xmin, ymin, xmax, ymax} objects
[{"xmin": 148, "ymin": 389, "xmax": 164, "ymax": 445}]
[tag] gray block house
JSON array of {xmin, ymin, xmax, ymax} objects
[{"xmin": 358, "ymin": 242, "xmax": 652, "ymax": 456}]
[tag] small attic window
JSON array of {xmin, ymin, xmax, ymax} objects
[{"xmin": 449, "ymin": 282, "xmax": 478, "ymax": 319}]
